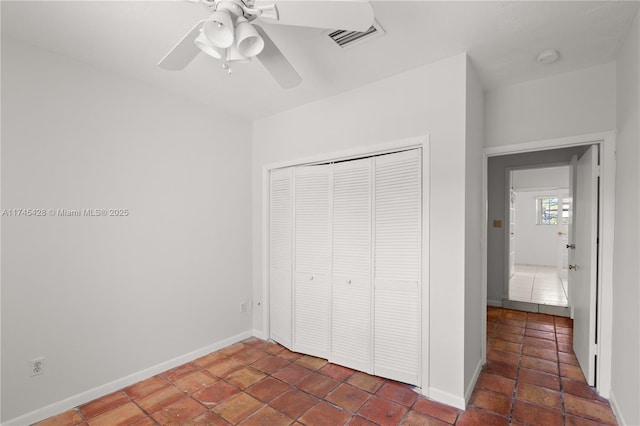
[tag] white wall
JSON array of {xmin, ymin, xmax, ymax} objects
[
  {"xmin": 512, "ymin": 166, "xmax": 569, "ymax": 191},
  {"xmin": 513, "ymin": 190, "xmax": 565, "ymax": 267},
  {"xmin": 252, "ymin": 54, "xmax": 473, "ymax": 407},
  {"xmin": 611, "ymin": 8, "xmax": 640, "ymax": 425},
  {"xmin": 511, "ymin": 167, "xmax": 569, "ymax": 267},
  {"xmin": 485, "ymin": 63, "xmax": 616, "ymax": 147},
  {"xmin": 1, "ymin": 38, "xmax": 253, "ymax": 422},
  {"xmin": 463, "ymin": 58, "xmax": 484, "ymax": 400}
]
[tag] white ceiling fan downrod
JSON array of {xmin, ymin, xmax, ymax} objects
[{"xmin": 201, "ymin": 0, "xmax": 277, "ymax": 20}]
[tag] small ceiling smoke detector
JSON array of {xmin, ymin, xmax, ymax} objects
[{"xmin": 536, "ymin": 49, "xmax": 560, "ymax": 64}]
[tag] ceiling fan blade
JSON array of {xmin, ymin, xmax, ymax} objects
[
  {"xmin": 258, "ymin": 1, "xmax": 374, "ymax": 32},
  {"xmin": 254, "ymin": 25, "xmax": 302, "ymax": 89},
  {"xmin": 157, "ymin": 20, "xmax": 205, "ymax": 70}
]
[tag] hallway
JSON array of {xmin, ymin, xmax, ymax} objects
[{"xmin": 481, "ymin": 307, "xmax": 616, "ymax": 424}]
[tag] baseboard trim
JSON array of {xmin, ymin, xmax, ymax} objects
[
  {"xmin": 464, "ymin": 359, "xmax": 483, "ymax": 405},
  {"xmin": 487, "ymin": 298, "xmax": 503, "ymax": 307},
  {"xmin": 427, "ymin": 386, "xmax": 466, "ymax": 410},
  {"xmin": 252, "ymin": 329, "xmax": 267, "ymax": 341},
  {"xmin": 3, "ymin": 331, "xmax": 253, "ymax": 426},
  {"xmin": 502, "ymin": 299, "xmax": 539, "ymax": 313},
  {"xmin": 608, "ymin": 390, "xmax": 626, "ymax": 425},
  {"xmin": 501, "ymin": 299, "xmax": 571, "ymax": 317}
]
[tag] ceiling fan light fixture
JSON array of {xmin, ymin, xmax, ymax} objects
[
  {"xmin": 235, "ymin": 17, "xmax": 264, "ymax": 57},
  {"xmin": 226, "ymin": 43, "xmax": 252, "ymax": 63},
  {"xmin": 194, "ymin": 31, "xmax": 224, "ymax": 59},
  {"xmin": 203, "ymin": 10, "xmax": 234, "ymax": 48}
]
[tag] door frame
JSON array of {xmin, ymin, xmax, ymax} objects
[
  {"xmin": 261, "ymin": 134, "xmax": 430, "ymax": 393},
  {"xmin": 482, "ymin": 131, "xmax": 615, "ymax": 397}
]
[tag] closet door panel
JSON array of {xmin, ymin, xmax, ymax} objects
[
  {"xmin": 294, "ymin": 273, "xmax": 330, "ymax": 356},
  {"xmin": 374, "ymin": 149, "xmax": 421, "ymax": 386},
  {"xmin": 269, "ymin": 168, "xmax": 293, "ymax": 348},
  {"xmin": 373, "ymin": 281, "xmax": 419, "ymax": 384},
  {"xmin": 331, "ymin": 158, "xmax": 372, "ymax": 372},
  {"xmin": 294, "ymin": 165, "xmax": 331, "ymax": 359}
]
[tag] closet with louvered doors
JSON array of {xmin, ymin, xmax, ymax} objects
[{"xmin": 268, "ymin": 148, "xmax": 422, "ymax": 386}]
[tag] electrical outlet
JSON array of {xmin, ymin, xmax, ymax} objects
[
  {"xmin": 240, "ymin": 301, "xmax": 247, "ymax": 313},
  {"xmin": 30, "ymin": 357, "xmax": 44, "ymax": 377}
]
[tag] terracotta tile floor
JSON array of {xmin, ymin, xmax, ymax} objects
[{"xmin": 35, "ymin": 307, "xmax": 618, "ymax": 425}]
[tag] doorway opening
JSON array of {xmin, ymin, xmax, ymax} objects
[
  {"xmin": 484, "ymin": 132, "xmax": 616, "ymax": 395},
  {"xmin": 507, "ymin": 166, "xmax": 571, "ymax": 309},
  {"xmin": 486, "ymin": 145, "xmax": 588, "ymax": 316}
]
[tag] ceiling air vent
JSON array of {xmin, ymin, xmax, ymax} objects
[{"xmin": 327, "ymin": 20, "xmax": 385, "ymax": 49}]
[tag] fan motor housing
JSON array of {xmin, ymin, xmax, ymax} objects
[{"xmin": 204, "ymin": 0, "xmax": 274, "ymax": 23}]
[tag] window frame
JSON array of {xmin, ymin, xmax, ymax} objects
[{"xmin": 536, "ymin": 196, "xmax": 569, "ymax": 225}]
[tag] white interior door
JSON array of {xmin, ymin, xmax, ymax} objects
[
  {"xmin": 269, "ymin": 168, "xmax": 293, "ymax": 348},
  {"xmin": 566, "ymin": 158, "xmax": 577, "ymax": 304},
  {"xmin": 570, "ymin": 145, "xmax": 599, "ymax": 385},
  {"xmin": 331, "ymin": 158, "xmax": 372, "ymax": 372},
  {"xmin": 557, "ymin": 192, "xmax": 570, "ymax": 282},
  {"xmin": 509, "ymin": 186, "xmax": 516, "ymax": 278},
  {"xmin": 293, "ymin": 164, "xmax": 332, "ymax": 359}
]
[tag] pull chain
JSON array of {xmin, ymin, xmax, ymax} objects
[{"xmin": 223, "ymin": 48, "xmax": 232, "ymax": 75}]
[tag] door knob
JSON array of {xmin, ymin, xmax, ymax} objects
[
  {"xmin": 569, "ymin": 264, "xmax": 577, "ymax": 270},
  {"xmin": 347, "ymin": 279, "xmax": 352, "ymax": 284},
  {"xmin": 566, "ymin": 244, "xmax": 575, "ymax": 249}
]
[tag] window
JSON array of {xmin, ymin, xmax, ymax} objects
[{"xmin": 537, "ymin": 197, "xmax": 570, "ymax": 225}]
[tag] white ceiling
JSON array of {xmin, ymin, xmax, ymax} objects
[{"xmin": 2, "ymin": 1, "xmax": 638, "ymax": 120}]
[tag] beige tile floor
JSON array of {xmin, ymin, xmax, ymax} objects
[{"xmin": 509, "ymin": 265, "xmax": 568, "ymax": 306}]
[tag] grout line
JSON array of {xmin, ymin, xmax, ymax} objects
[
  {"xmin": 555, "ymin": 320, "xmax": 568, "ymax": 426},
  {"xmin": 508, "ymin": 311, "xmax": 523, "ymax": 424}
]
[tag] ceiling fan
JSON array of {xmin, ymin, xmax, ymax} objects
[{"xmin": 158, "ymin": 0, "xmax": 374, "ymax": 89}]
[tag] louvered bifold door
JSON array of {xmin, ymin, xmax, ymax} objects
[
  {"xmin": 269, "ymin": 168, "xmax": 293, "ymax": 349},
  {"xmin": 331, "ymin": 158, "xmax": 372, "ymax": 372},
  {"xmin": 373, "ymin": 149, "xmax": 422, "ymax": 386},
  {"xmin": 294, "ymin": 164, "xmax": 332, "ymax": 359}
]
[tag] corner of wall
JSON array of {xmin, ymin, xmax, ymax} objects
[
  {"xmin": 427, "ymin": 386, "xmax": 467, "ymax": 411},
  {"xmin": 464, "ymin": 358, "xmax": 484, "ymax": 405},
  {"xmin": 463, "ymin": 53, "xmax": 486, "ymax": 396},
  {"xmin": 611, "ymin": 5, "xmax": 640, "ymax": 425},
  {"xmin": 609, "ymin": 390, "xmax": 627, "ymax": 426}
]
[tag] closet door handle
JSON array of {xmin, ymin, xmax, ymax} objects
[
  {"xmin": 309, "ymin": 276, "xmax": 314, "ymax": 281},
  {"xmin": 347, "ymin": 279, "xmax": 352, "ymax": 284}
]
